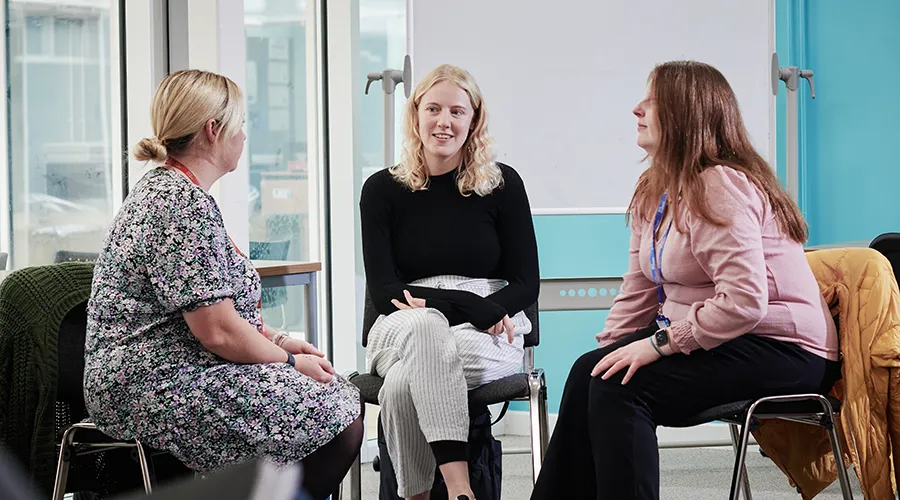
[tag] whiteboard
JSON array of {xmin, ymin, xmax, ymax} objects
[{"xmin": 409, "ymin": 0, "xmax": 773, "ymax": 214}]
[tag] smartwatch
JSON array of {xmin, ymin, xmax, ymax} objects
[
  {"xmin": 285, "ymin": 351, "xmax": 296, "ymax": 368},
  {"xmin": 653, "ymin": 327, "xmax": 669, "ymax": 348}
]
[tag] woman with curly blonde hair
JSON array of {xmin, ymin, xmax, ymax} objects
[{"xmin": 360, "ymin": 64, "xmax": 540, "ymax": 500}]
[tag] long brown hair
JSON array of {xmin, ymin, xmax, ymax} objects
[{"xmin": 627, "ymin": 61, "xmax": 807, "ymax": 243}]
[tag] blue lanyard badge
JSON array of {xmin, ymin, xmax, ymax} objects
[{"xmin": 650, "ymin": 192, "xmax": 673, "ymax": 329}]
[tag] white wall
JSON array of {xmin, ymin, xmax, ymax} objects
[{"xmin": 410, "ymin": 0, "xmax": 775, "ymax": 214}]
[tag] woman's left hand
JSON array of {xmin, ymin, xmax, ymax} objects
[
  {"xmin": 391, "ymin": 290, "xmax": 427, "ymax": 310},
  {"xmin": 591, "ymin": 338, "xmax": 661, "ymax": 384},
  {"xmin": 282, "ymin": 337, "xmax": 325, "ymax": 358}
]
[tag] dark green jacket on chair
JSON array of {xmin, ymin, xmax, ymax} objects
[{"xmin": 0, "ymin": 262, "xmax": 94, "ymax": 494}]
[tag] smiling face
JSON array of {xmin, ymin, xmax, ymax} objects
[{"xmin": 416, "ymin": 80, "xmax": 475, "ymax": 170}]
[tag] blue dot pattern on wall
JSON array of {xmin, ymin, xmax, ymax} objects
[{"xmin": 552, "ymin": 287, "xmax": 626, "ymax": 300}]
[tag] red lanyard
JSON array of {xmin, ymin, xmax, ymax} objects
[
  {"xmin": 166, "ymin": 158, "xmax": 246, "ymax": 257},
  {"xmin": 165, "ymin": 157, "xmax": 266, "ymax": 334}
]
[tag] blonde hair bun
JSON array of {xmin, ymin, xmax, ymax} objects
[
  {"xmin": 134, "ymin": 69, "xmax": 244, "ymax": 163},
  {"xmin": 134, "ymin": 137, "xmax": 168, "ymax": 163}
]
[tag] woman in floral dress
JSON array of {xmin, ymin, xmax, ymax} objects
[{"xmin": 83, "ymin": 69, "xmax": 362, "ymax": 500}]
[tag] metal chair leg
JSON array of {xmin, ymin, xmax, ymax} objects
[
  {"xmin": 528, "ymin": 368, "xmax": 547, "ymax": 483},
  {"xmin": 728, "ymin": 412, "xmax": 755, "ymax": 500},
  {"xmin": 133, "ymin": 440, "xmax": 154, "ymax": 494},
  {"xmin": 539, "ymin": 379, "xmax": 550, "ymax": 456},
  {"xmin": 51, "ymin": 425, "xmax": 80, "ymax": 500},
  {"xmin": 728, "ymin": 424, "xmax": 753, "ymax": 500},
  {"xmin": 822, "ymin": 411, "xmax": 854, "ymax": 499},
  {"xmin": 350, "ymin": 452, "xmax": 362, "ymax": 500}
]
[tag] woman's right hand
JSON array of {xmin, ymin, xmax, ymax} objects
[
  {"xmin": 293, "ymin": 353, "xmax": 335, "ymax": 384},
  {"xmin": 486, "ymin": 315, "xmax": 515, "ymax": 344}
]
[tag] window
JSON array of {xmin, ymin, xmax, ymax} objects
[
  {"xmin": 244, "ymin": 0, "xmax": 320, "ymax": 336},
  {"xmin": 5, "ymin": 0, "xmax": 122, "ymax": 269},
  {"xmin": 354, "ymin": 0, "xmax": 407, "ymax": 309}
]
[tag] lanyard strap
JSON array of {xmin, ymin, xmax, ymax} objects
[
  {"xmin": 649, "ymin": 192, "xmax": 673, "ymax": 311},
  {"xmin": 166, "ymin": 157, "xmax": 246, "ymax": 258},
  {"xmin": 165, "ymin": 157, "xmax": 266, "ymax": 333}
]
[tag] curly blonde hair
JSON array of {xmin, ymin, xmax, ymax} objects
[{"xmin": 391, "ymin": 64, "xmax": 502, "ymax": 196}]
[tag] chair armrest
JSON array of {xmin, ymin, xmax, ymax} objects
[{"xmin": 527, "ymin": 368, "xmax": 546, "ymax": 398}]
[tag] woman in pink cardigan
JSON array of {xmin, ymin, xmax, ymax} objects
[{"xmin": 530, "ymin": 61, "xmax": 841, "ymax": 500}]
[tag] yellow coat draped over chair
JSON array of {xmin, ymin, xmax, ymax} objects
[{"xmin": 753, "ymin": 248, "xmax": 900, "ymax": 499}]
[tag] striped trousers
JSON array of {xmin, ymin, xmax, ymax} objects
[{"xmin": 366, "ymin": 276, "xmax": 530, "ymax": 498}]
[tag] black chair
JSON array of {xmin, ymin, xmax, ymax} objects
[
  {"xmin": 51, "ymin": 280, "xmax": 190, "ymax": 499},
  {"xmin": 345, "ymin": 290, "xmax": 548, "ymax": 500},
  {"xmin": 670, "ymin": 242, "xmax": 900, "ymax": 499},
  {"xmin": 51, "ymin": 300, "xmax": 182, "ymax": 500},
  {"xmin": 53, "ymin": 251, "xmax": 99, "ymax": 264},
  {"xmin": 667, "ymin": 305, "xmax": 854, "ymax": 499},
  {"xmin": 870, "ymin": 233, "xmax": 900, "ymax": 281},
  {"xmin": 668, "ymin": 392, "xmax": 851, "ymax": 500}
]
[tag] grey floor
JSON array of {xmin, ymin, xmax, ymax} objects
[{"xmin": 351, "ymin": 436, "xmax": 862, "ymax": 500}]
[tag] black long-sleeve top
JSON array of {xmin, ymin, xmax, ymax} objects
[{"xmin": 359, "ymin": 163, "xmax": 540, "ymax": 330}]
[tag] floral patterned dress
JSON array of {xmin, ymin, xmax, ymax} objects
[{"xmin": 83, "ymin": 168, "xmax": 360, "ymax": 472}]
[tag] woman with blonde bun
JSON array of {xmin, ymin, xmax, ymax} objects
[{"xmin": 83, "ymin": 69, "xmax": 362, "ymax": 500}]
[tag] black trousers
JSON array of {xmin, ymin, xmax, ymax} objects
[{"xmin": 530, "ymin": 328, "xmax": 840, "ymax": 500}]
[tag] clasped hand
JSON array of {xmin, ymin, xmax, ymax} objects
[
  {"xmin": 391, "ymin": 289, "xmax": 426, "ymax": 310},
  {"xmin": 282, "ymin": 336, "xmax": 335, "ymax": 384},
  {"xmin": 487, "ymin": 315, "xmax": 515, "ymax": 344},
  {"xmin": 392, "ymin": 289, "xmax": 515, "ymax": 344}
]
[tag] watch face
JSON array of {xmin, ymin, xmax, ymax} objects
[{"xmin": 654, "ymin": 329, "xmax": 669, "ymax": 346}]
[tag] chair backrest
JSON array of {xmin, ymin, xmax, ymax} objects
[
  {"xmin": 53, "ymin": 251, "xmax": 99, "ymax": 264},
  {"xmin": 0, "ymin": 262, "xmax": 94, "ymax": 494},
  {"xmin": 54, "ymin": 297, "xmax": 179, "ymax": 496},
  {"xmin": 361, "ymin": 286, "xmax": 540, "ymax": 348},
  {"xmin": 870, "ymin": 232, "xmax": 900, "ymax": 283},
  {"xmin": 249, "ymin": 239, "xmax": 291, "ymax": 261},
  {"xmin": 56, "ymin": 301, "xmax": 89, "ymax": 422}
]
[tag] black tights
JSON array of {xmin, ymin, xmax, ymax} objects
[{"xmin": 300, "ymin": 404, "xmax": 365, "ymax": 500}]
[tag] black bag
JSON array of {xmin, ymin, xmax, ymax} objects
[{"xmin": 376, "ymin": 405, "xmax": 502, "ymax": 500}]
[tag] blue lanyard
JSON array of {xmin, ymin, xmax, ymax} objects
[{"xmin": 649, "ymin": 193, "xmax": 673, "ymax": 324}]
